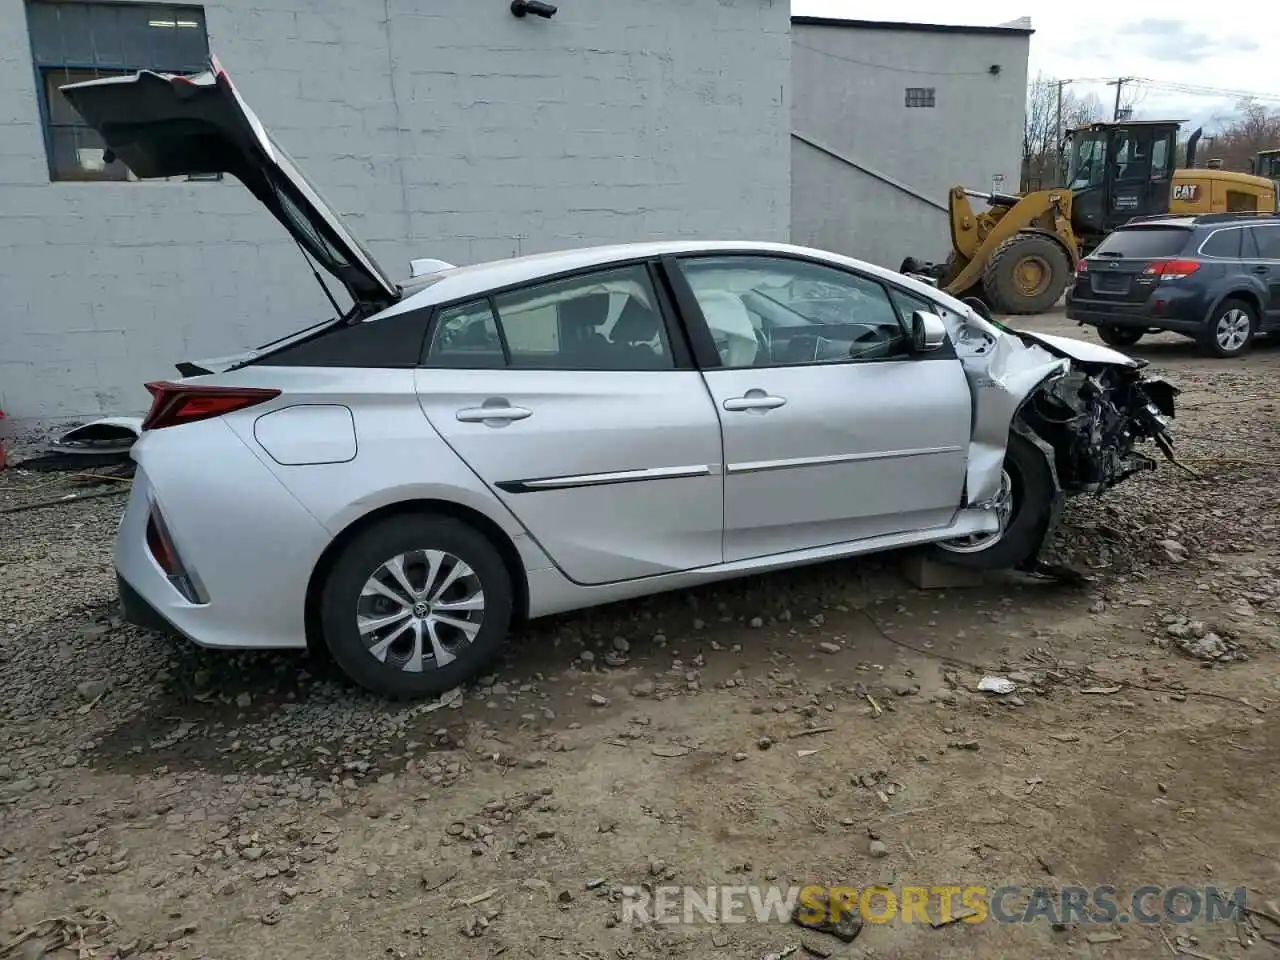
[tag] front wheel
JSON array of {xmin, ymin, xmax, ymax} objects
[
  {"xmin": 927, "ymin": 433, "xmax": 1054, "ymax": 571},
  {"xmin": 1097, "ymin": 325, "xmax": 1144, "ymax": 348},
  {"xmin": 319, "ymin": 514, "xmax": 513, "ymax": 699}
]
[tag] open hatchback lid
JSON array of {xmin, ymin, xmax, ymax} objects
[{"xmin": 59, "ymin": 55, "xmax": 400, "ymax": 311}]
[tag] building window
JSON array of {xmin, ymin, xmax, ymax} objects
[
  {"xmin": 25, "ymin": 0, "xmax": 213, "ymax": 182},
  {"xmin": 905, "ymin": 87, "xmax": 936, "ymax": 109}
]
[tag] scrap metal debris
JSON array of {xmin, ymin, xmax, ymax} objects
[{"xmin": 0, "ymin": 908, "xmax": 116, "ymax": 957}]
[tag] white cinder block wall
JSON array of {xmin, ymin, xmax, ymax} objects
[{"xmin": 0, "ymin": 0, "xmax": 791, "ymax": 426}]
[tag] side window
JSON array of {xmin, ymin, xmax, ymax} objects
[
  {"xmin": 888, "ymin": 287, "xmax": 934, "ymax": 323},
  {"xmin": 1254, "ymin": 225, "xmax": 1280, "ymax": 260},
  {"xmin": 1150, "ymin": 134, "xmax": 1172, "ymax": 181},
  {"xmin": 1201, "ymin": 228, "xmax": 1242, "ymax": 259},
  {"xmin": 424, "ymin": 300, "xmax": 504, "ymax": 368},
  {"xmin": 492, "ymin": 265, "xmax": 673, "ymax": 370},
  {"xmin": 678, "ymin": 256, "xmax": 908, "ymax": 369}
]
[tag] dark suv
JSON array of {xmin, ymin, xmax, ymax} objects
[{"xmin": 1066, "ymin": 213, "xmax": 1280, "ymax": 357}]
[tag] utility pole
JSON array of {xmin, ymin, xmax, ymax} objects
[
  {"xmin": 1054, "ymin": 79, "xmax": 1070, "ymax": 186},
  {"xmin": 1108, "ymin": 77, "xmax": 1130, "ymax": 121}
]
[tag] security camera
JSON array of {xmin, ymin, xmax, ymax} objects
[{"xmin": 511, "ymin": 0, "xmax": 557, "ymax": 17}]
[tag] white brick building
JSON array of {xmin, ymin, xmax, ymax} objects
[
  {"xmin": 790, "ymin": 16, "xmax": 1031, "ymax": 271},
  {"xmin": 0, "ymin": 0, "xmax": 791, "ymax": 426}
]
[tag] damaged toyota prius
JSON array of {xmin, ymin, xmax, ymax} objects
[{"xmin": 62, "ymin": 59, "xmax": 1181, "ymax": 699}]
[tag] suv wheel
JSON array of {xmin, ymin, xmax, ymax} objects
[
  {"xmin": 1097, "ymin": 325, "xmax": 1144, "ymax": 348},
  {"xmin": 1201, "ymin": 298, "xmax": 1257, "ymax": 358}
]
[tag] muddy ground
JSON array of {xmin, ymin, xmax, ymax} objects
[{"xmin": 2, "ymin": 314, "xmax": 1280, "ymax": 960}]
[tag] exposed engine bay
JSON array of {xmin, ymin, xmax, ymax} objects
[{"xmin": 1017, "ymin": 359, "xmax": 1179, "ymax": 495}]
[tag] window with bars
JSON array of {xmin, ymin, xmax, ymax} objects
[
  {"xmin": 25, "ymin": 0, "xmax": 213, "ymax": 182},
  {"xmin": 904, "ymin": 87, "xmax": 936, "ymax": 108}
]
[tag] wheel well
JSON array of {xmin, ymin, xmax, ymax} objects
[
  {"xmin": 1213, "ymin": 290, "xmax": 1262, "ymax": 319},
  {"xmin": 303, "ymin": 499, "xmax": 531, "ymax": 655}
]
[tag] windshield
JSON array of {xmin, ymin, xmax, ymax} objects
[{"xmin": 1068, "ymin": 131, "xmax": 1107, "ymax": 189}]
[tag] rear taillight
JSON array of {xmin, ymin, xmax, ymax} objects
[
  {"xmin": 1076, "ymin": 259, "xmax": 1088, "ymax": 274},
  {"xmin": 1142, "ymin": 259, "xmax": 1201, "ymax": 280},
  {"xmin": 142, "ymin": 382, "xmax": 280, "ymax": 431}
]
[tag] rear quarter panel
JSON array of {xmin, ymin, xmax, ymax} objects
[{"xmin": 210, "ymin": 366, "xmax": 543, "ymax": 558}]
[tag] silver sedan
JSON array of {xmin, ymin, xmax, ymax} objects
[{"xmin": 63, "ymin": 60, "xmax": 1180, "ymax": 699}]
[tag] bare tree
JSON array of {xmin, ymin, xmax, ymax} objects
[
  {"xmin": 1022, "ymin": 75, "xmax": 1105, "ymax": 190},
  {"xmin": 1203, "ymin": 99, "xmax": 1280, "ymax": 171}
]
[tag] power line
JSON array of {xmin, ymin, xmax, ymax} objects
[{"xmin": 792, "ymin": 41, "xmax": 997, "ymax": 77}]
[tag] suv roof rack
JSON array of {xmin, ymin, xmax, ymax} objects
[
  {"xmin": 1190, "ymin": 211, "xmax": 1280, "ymax": 225},
  {"xmin": 1120, "ymin": 211, "xmax": 1280, "ymax": 228},
  {"xmin": 1121, "ymin": 214, "xmax": 1196, "ymax": 226}
]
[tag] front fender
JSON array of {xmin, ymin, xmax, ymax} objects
[{"xmin": 962, "ymin": 335, "xmax": 1069, "ymax": 505}]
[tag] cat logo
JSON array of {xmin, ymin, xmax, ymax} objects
[{"xmin": 1172, "ymin": 183, "xmax": 1199, "ymax": 202}]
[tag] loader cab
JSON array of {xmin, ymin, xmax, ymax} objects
[
  {"xmin": 1255, "ymin": 150, "xmax": 1280, "ymax": 183},
  {"xmin": 1067, "ymin": 120, "xmax": 1181, "ymax": 241}
]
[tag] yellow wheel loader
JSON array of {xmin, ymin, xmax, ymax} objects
[{"xmin": 901, "ymin": 122, "xmax": 1279, "ymax": 315}]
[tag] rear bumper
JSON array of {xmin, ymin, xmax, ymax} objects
[
  {"xmin": 1066, "ymin": 287, "xmax": 1208, "ymax": 334},
  {"xmin": 115, "ymin": 420, "xmax": 331, "ymax": 651},
  {"xmin": 118, "ymin": 572, "xmax": 180, "ymax": 636}
]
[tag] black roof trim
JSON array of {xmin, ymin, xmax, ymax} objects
[{"xmin": 790, "ymin": 16, "xmax": 1034, "ymax": 37}]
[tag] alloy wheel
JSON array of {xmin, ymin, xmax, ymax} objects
[
  {"xmin": 935, "ymin": 469, "xmax": 1014, "ymax": 554},
  {"xmin": 356, "ymin": 550, "xmax": 485, "ymax": 672},
  {"xmin": 1215, "ymin": 309, "xmax": 1252, "ymax": 353}
]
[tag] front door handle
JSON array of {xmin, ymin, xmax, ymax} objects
[
  {"xmin": 456, "ymin": 402, "xmax": 532, "ymax": 424},
  {"xmin": 1251, "ymin": 265, "xmax": 1269, "ymax": 274},
  {"xmin": 723, "ymin": 392, "xmax": 786, "ymax": 412}
]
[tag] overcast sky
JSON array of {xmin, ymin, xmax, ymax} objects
[{"xmin": 791, "ymin": 1, "xmax": 1280, "ymax": 131}]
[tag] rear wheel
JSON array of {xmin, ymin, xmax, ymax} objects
[
  {"xmin": 1199, "ymin": 298, "xmax": 1256, "ymax": 358},
  {"xmin": 982, "ymin": 233, "xmax": 1072, "ymax": 315},
  {"xmin": 1097, "ymin": 325, "xmax": 1145, "ymax": 348},
  {"xmin": 319, "ymin": 515, "xmax": 513, "ymax": 699},
  {"xmin": 927, "ymin": 433, "xmax": 1054, "ymax": 571}
]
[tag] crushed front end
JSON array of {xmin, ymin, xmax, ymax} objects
[{"xmin": 1015, "ymin": 354, "xmax": 1179, "ymax": 496}]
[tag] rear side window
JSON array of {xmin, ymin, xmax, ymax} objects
[
  {"xmin": 423, "ymin": 264, "xmax": 675, "ymax": 371},
  {"xmin": 1200, "ymin": 228, "xmax": 1243, "ymax": 259},
  {"xmin": 1251, "ymin": 225, "xmax": 1280, "ymax": 260},
  {"xmin": 1093, "ymin": 228, "xmax": 1192, "ymax": 259}
]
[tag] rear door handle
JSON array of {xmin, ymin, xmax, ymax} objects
[
  {"xmin": 456, "ymin": 403, "xmax": 532, "ymax": 424},
  {"xmin": 1251, "ymin": 265, "xmax": 1269, "ymax": 274},
  {"xmin": 723, "ymin": 393, "xmax": 786, "ymax": 412}
]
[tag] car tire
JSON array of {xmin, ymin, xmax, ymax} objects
[
  {"xmin": 319, "ymin": 514, "xmax": 513, "ymax": 700},
  {"xmin": 926, "ymin": 432, "xmax": 1054, "ymax": 571},
  {"xmin": 982, "ymin": 233, "xmax": 1072, "ymax": 315},
  {"xmin": 1097, "ymin": 325, "xmax": 1144, "ymax": 348},
  {"xmin": 1199, "ymin": 298, "xmax": 1256, "ymax": 358}
]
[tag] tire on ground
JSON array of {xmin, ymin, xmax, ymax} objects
[
  {"xmin": 1097, "ymin": 325, "xmax": 1144, "ymax": 348},
  {"xmin": 926, "ymin": 432, "xmax": 1055, "ymax": 571},
  {"xmin": 1198, "ymin": 297, "xmax": 1257, "ymax": 359},
  {"xmin": 982, "ymin": 232, "xmax": 1072, "ymax": 315},
  {"xmin": 319, "ymin": 514, "xmax": 513, "ymax": 700}
]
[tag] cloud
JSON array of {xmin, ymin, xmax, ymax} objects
[{"xmin": 1124, "ymin": 17, "xmax": 1254, "ymax": 62}]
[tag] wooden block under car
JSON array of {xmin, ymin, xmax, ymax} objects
[{"xmin": 900, "ymin": 551, "xmax": 986, "ymax": 589}]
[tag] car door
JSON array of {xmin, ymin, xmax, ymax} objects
[
  {"xmin": 1246, "ymin": 224, "xmax": 1280, "ymax": 327},
  {"xmin": 666, "ymin": 254, "xmax": 972, "ymax": 563},
  {"xmin": 413, "ymin": 262, "xmax": 724, "ymax": 586}
]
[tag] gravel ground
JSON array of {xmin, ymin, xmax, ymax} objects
[{"xmin": 2, "ymin": 315, "xmax": 1279, "ymax": 960}]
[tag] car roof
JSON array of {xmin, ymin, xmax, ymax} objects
[{"xmin": 378, "ymin": 241, "xmax": 946, "ymax": 319}]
